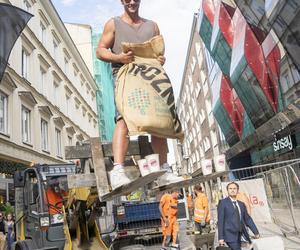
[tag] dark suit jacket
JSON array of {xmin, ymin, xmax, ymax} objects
[{"xmin": 218, "ymin": 197, "xmax": 259, "ymax": 243}]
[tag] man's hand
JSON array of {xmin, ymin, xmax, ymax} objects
[
  {"xmin": 219, "ymin": 239, "xmax": 225, "ymax": 245},
  {"xmin": 157, "ymin": 55, "xmax": 166, "ymax": 65},
  {"xmin": 118, "ymin": 51, "xmax": 134, "ymax": 64},
  {"xmin": 164, "ymin": 218, "xmax": 169, "ymax": 227},
  {"xmin": 253, "ymin": 234, "xmax": 260, "ymax": 239}
]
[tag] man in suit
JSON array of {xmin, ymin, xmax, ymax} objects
[{"xmin": 218, "ymin": 182, "xmax": 260, "ymax": 250}]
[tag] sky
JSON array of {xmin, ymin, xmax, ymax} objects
[
  {"xmin": 51, "ymin": 0, "xmax": 200, "ymax": 164},
  {"xmin": 52, "ymin": 0, "xmax": 200, "ymax": 97}
]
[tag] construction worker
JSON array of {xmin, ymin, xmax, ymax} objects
[
  {"xmin": 186, "ymin": 191, "xmax": 193, "ymax": 221},
  {"xmin": 46, "ymin": 178, "xmax": 67, "ymax": 215},
  {"xmin": 194, "ymin": 185, "xmax": 210, "ymax": 234},
  {"xmin": 159, "ymin": 190, "xmax": 180, "ymax": 250},
  {"xmin": 97, "ymin": 0, "xmax": 168, "ymax": 190}
]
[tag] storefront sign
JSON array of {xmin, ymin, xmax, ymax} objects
[{"xmin": 273, "ymin": 134, "xmax": 293, "ymax": 152}]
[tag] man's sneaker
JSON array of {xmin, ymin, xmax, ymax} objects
[
  {"xmin": 109, "ymin": 165, "xmax": 131, "ymax": 190},
  {"xmin": 170, "ymin": 243, "xmax": 179, "ymax": 249},
  {"xmin": 158, "ymin": 163, "xmax": 184, "ymax": 186}
]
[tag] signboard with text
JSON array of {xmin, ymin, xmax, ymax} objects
[{"xmin": 221, "ymin": 179, "xmax": 272, "ymax": 223}]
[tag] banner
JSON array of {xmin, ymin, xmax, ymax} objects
[
  {"xmin": 201, "ymin": 159, "xmax": 213, "ymax": 175},
  {"xmin": 0, "ymin": 3, "xmax": 33, "ymax": 83},
  {"xmin": 221, "ymin": 179, "xmax": 272, "ymax": 223},
  {"xmin": 213, "ymin": 154, "xmax": 227, "ymax": 172}
]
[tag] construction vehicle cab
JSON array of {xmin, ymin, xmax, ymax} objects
[{"xmin": 13, "ymin": 164, "xmax": 75, "ymax": 250}]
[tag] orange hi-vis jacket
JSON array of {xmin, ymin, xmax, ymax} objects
[
  {"xmin": 160, "ymin": 193, "xmax": 179, "ymax": 244},
  {"xmin": 187, "ymin": 194, "xmax": 193, "ymax": 208},
  {"xmin": 194, "ymin": 192, "xmax": 210, "ymax": 223},
  {"xmin": 46, "ymin": 188, "xmax": 66, "ymax": 215},
  {"xmin": 160, "ymin": 193, "xmax": 178, "ymax": 218}
]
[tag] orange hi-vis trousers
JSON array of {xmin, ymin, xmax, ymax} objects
[{"xmin": 161, "ymin": 216, "xmax": 179, "ymax": 245}]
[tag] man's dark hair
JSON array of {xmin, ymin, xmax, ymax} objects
[
  {"xmin": 194, "ymin": 185, "xmax": 202, "ymax": 192},
  {"xmin": 226, "ymin": 182, "xmax": 239, "ymax": 190}
]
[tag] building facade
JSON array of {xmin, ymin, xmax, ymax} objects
[
  {"xmin": 175, "ymin": 14, "xmax": 226, "ymax": 176},
  {"xmin": 179, "ymin": 0, "xmax": 300, "ymax": 173},
  {"xmin": 0, "ymin": 0, "xmax": 98, "ymax": 173},
  {"xmin": 65, "ymin": 23, "xmax": 115, "ymax": 141}
]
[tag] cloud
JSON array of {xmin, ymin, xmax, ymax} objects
[
  {"xmin": 140, "ymin": 0, "xmax": 200, "ymax": 97},
  {"xmin": 61, "ymin": 0, "xmax": 77, "ymax": 6}
]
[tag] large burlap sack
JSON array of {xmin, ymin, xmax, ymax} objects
[{"xmin": 115, "ymin": 35, "xmax": 184, "ymax": 141}]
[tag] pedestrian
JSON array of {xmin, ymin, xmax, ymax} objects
[
  {"xmin": 186, "ymin": 190, "xmax": 193, "ymax": 221},
  {"xmin": 0, "ymin": 212, "xmax": 6, "ymax": 250},
  {"xmin": 5, "ymin": 213, "xmax": 14, "ymax": 250},
  {"xmin": 96, "ymin": 0, "xmax": 172, "ymax": 190},
  {"xmin": 218, "ymin": 182, "xmax": 260, "ymax": 250},
  {"xmin": 159, "ymin": 190, "xmax": 180, "ymax": 250},
  {"xmin": 194, "ymin": 185, "xmax": 210, "ymax": 234}
]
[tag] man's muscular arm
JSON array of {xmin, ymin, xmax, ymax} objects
[{"xmin": 96, "ymin": 18, "xmax": 133, "ymax": 64}]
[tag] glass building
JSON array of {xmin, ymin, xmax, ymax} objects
[{"xmin": 198, "ymin": 0, "xmax": 300, "ymax": 167}]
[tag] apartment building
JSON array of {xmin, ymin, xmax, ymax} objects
[
  {"xmin": 175, "ymin": 14, "xmax": 225, "ymax": 176},
  {"xmin": 0, "ymin": 0, "xmax": 98, "ymax": 172},
  {"xmin": 65, "ymin": 23, "xmax": 115, "ymax": 141}
]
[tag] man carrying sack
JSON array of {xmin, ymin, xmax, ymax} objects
[{"xmin": 96, "ymin": 0, "xmax": 183, "ymax": 190}]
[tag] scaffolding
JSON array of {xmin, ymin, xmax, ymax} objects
[{"xmin": 92, "ymin": 32, "xmax": 115, "ymax": 141}]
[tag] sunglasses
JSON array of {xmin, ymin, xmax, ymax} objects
[{"xmin": 124, "ymin": 0, "xmax": 140, "ymax": 4}]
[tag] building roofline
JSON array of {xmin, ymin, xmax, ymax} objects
[
  {"xmin": 179, "ymin": 13, "xmax": 198, "ymax": 100},
  {"xmin": 45, "ymin": 1, "xmax": 97, "ymax": 91}
]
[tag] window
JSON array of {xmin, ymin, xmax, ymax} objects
[
  {"xmin": 82, "ymin": 107, "xmax": 87, "ymax": 117},
  {"xmin": 68, "ymin": 136, "xmax": 72, "ymax": 146},
  {"xmin": 281, "ymin": 71, "xmax": 292, "ymax": 93},
  {"xmin": 22, "ymin": 49, "xmax": 29, "ymax": 79},
  {"xmin": 73, "ymin": 64, "xmax": 79, "ymax": 76},
  {"xmin": 0, "ymin": 92, "xmax": 8, "ymax": 134},
  {"xmin": 211, "ymin": 130, "xmax": 218, "ymax": 147},
  {"xmin": 22, "ymin": 106, "xmax": 31, "ymax": 143},
  {"xmin": 41, "ymin": 119, "xmax": 48, "ymax": 151},
  {"xmin": 86, "ymin": 84, "xmax": 91, "ymax": 95},
  {"xmin": 64, "ymin": 57, "xmax": 69, "ymax": 74},
  {"xmin": 23, "ymin": 0, "xmax": 31, "ymax": 12},
  {"xmin": 191, "ymin": 56, "xmax": 196, "ymax": 73},
  {"xmin": 40, "ymin": 22, "xmax": 46, "ymax": 45},
  {"xmin": 40, "ymin": 68, "xmax": 46, "ymax": 96},
  {"xmin": 66, "ymin": 95, "xmax": 70, "ymax": 116},
  {"xmin": 53, "ymin": 82, "xmax": 59, "ymax": 106},
  {"xmin": 55, "ymin": 128, "xmax": 62, "ymax": 157},
  {"xmin": 53, "ymin": 40, "xmax": 58, "ymax": 61}
]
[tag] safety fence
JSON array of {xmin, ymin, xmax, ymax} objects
[{"xmin": 229, "ymin": 159, "xmax": 300, "ymax": 237}]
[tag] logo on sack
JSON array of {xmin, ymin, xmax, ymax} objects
[
  {"xmin": 127, "ymin": 88, "xmax": 151, "ymax": 115},
  {"xmin": 128, "ymin": 63, "xmax": 183, "ymax": 134}
]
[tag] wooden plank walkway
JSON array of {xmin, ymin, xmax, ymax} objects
[{"xmin": 101, "ymin": 170, "xmax": 167, "ymax": 201}]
